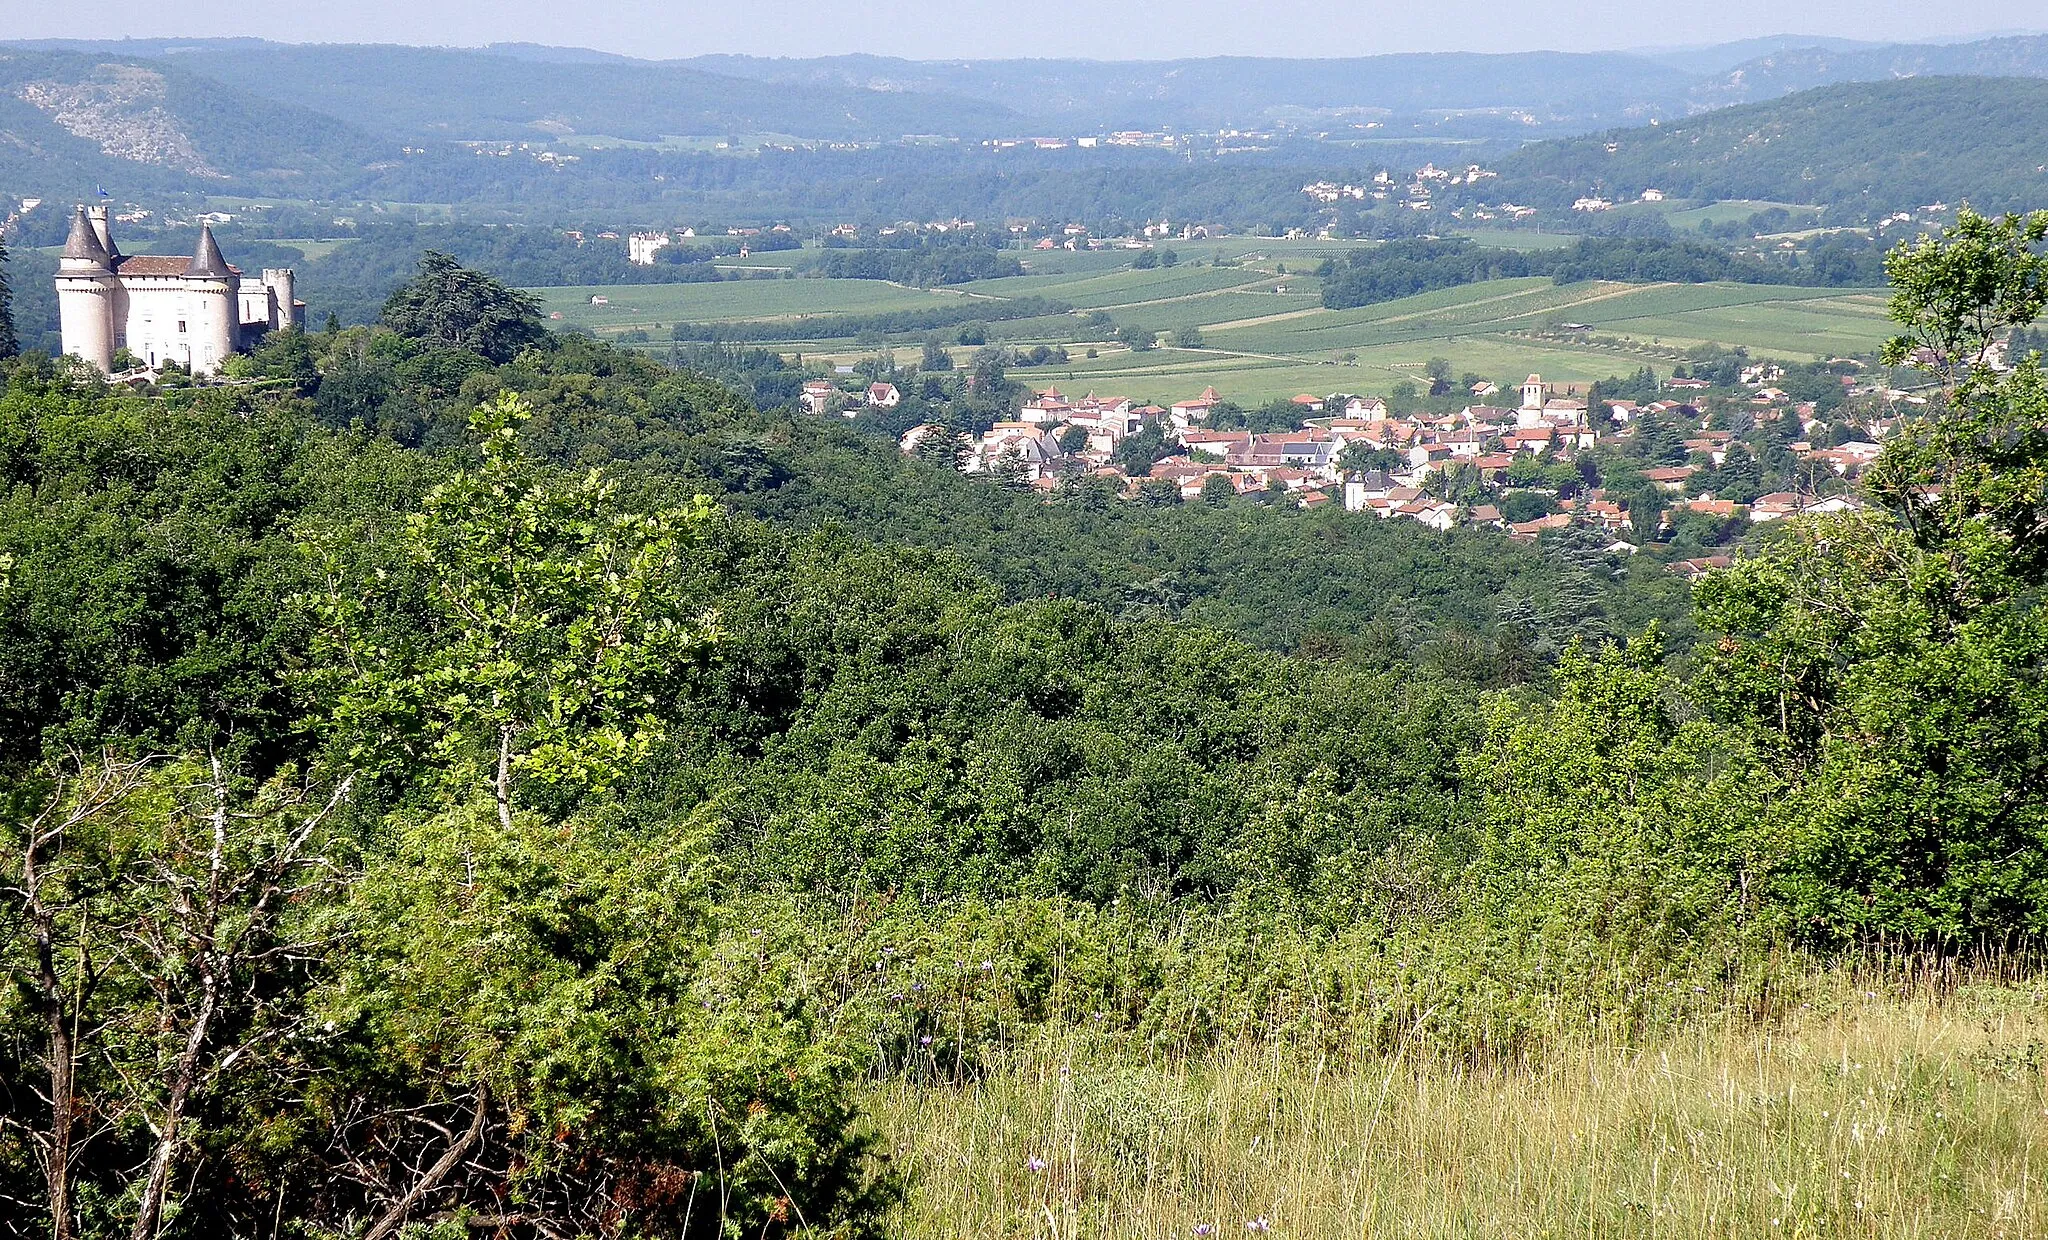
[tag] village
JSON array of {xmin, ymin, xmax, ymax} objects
[{"xmin": 853, "ymin": 368, "xmax": 1879, "ymax": 570}]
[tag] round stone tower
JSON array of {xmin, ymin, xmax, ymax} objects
[
  {"xmin": 183, "ymin": 225, "xmax": 238, "ymax": 376},
  {"xmin": 55, "ymin": 205, "xmax": 116, "ymax": 372},
  {"xmin": 263, "ymin": 268, "xmax": 297, "ymax": 331}
]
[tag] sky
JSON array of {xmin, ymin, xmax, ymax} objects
[{"xmin": 0, "ymin": 0, "xmax": 2041, "ymax": 60}]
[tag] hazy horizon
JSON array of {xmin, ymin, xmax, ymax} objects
[{"xmin": 2, "ymin": 0, "xmax": 2043, "ymax": 62}]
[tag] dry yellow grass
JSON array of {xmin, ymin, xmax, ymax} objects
[{"xmin": 867, "ymin": 977, "xmax": 2048, "ymax": 1238}]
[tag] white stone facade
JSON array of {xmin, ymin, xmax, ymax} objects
[{"xmin": 55, "ymin": 204, "xmax": 304, "ymax": 377}]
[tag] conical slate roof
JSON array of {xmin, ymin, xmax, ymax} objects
[
  {"xmin": 185, "ymin": 225, "xmax": 233, "ymax": 280},
  {"xmin": 62, "ymin": 205, "xmax": 111, "ymax": 268}
]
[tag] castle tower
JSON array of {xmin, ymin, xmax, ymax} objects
[
  {"xmin": 261, "ymin": 268, "xmax": 298, "ymax": 331},
  {"xmin": 55, "ymin": 205, "xmax": 116, "ymax": 372},
  {"xmin": 182, "ymin": 225, "xmax": 238, "ymax": 376},
  {"xmin": 87, "ymin": 203, "xmax": 118, "ymax": 260}
]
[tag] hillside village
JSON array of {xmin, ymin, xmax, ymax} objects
[{"xmin": 873, "ymin": 366, "xmax": 1885, "ymax": 570}]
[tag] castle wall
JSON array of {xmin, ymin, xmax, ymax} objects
[
  {"xmin": 121, "ymin": 278, "xmax": 236, "ymax": 375},
  {"xmin": 238, "ymin": 282, "xmax": 277, "ymax": 331}
]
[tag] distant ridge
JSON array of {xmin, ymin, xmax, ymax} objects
[
  {"xmin": 1495, "ymin": 75, "xmax": 2048, "ymax": 217},
  {"xmin": 11, "ymin": 34, "xmax": 2048, "ymax": 135},
  {"xmin": 1690, "ymin": 33, "xmax": 2048, "ymax": 108}
]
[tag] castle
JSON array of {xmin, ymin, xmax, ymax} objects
[{"xmin": 56, "ymin": 204, "xmax": 304, "ymax": 377}]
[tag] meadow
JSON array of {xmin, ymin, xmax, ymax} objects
[
  {"xmin": 533, "ymin": 277, "xmax": 976, "ymax": 328},
  {"xmin": 537, "ymin": 242, "xmax": 1892, "ymax": 405},
  {"xmin": 872, "ymin": 969, "xmax": 2048, "ymax": 1239}
]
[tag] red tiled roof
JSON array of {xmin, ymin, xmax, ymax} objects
[{"xmin": 113, "ymin": 256, "xmax": 243, "ymax": 278}]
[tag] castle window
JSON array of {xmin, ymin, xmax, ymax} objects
[{"xmin": 178, "ymin": 321, "xmax": 187, "ymax": 333}]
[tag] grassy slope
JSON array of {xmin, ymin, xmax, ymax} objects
[{"xmin": 875, "ymin": 974, "xmax": 2048, "ymax": 1237}]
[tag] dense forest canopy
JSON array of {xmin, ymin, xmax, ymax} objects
[{"xmin": 1, "ymin": 211, "xmax": 2046, "ymax": 1238}]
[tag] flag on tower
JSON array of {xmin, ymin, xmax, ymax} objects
[{"xmin": 95, "ymin": 186, "xmax": 111, "ymax": 199}]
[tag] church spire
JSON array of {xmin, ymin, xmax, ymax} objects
[{"xmin": 185, "ymin": 224, "xmax": 232, "ymax": 280}]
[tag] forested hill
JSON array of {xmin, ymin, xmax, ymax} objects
[
  {"xmin": 3, "ymin": 227, "xmax": 2047, "ymax": 1237},
  {"xmin": 0, "ymin": 48, "xmax": 388, "ymax": 191},
  {"xmin": 1493, "ymin": 76, "xmax": 2048, "ymax": 216}
]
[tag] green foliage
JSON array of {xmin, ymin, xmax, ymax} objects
[
  {"xmin": 1316, "ymin": 235, "xmax": 1846, "ymax": 315},
  {"xmin": 1319, "ymin": 239, "xmax": 1535, "ymax": 310},
  {"xmin": 1689, "ymin": 209, "xmax": 2048, "ymax": 940},
  {"xmin": 0, "ymin": 235, "xmax": 16, "ymax": 360},
  {"xmin": 380, "ymin": 252, "xmax": 546, "ymax": 362},
  {"xmin": 310, "ymin": 391, "xmax": 718, "ymax": 820},
  {"xmin": 667, "ymin": 297, "xmax": 1067, "ymax": 345},
  {"xmin": 801, "ymin": 246, "xmax": 1021, "ymax": 285},
  {"xmin": 1880, "ymin": 207, "xmax": 2048, "ymax": 384},
  {"xmin": 1, "ymin": 756, "xmax": 358, "ymax": 1240},
  {"xmin": 1494, "ymin": 77, "xmax": 2048, "ymax": 220},
  {"xmin": 0, "ymin": 380, "xmax": 428, "ymax": 765},
  {"xmin": 326, "ymin": 800, "xmax": 899, "ymax": 1239}
]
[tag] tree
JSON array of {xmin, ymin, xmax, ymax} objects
[
  {"xmin": 1112, "ymin": 424, "xmax": 1172, "ymax": 476},
  {"xmin": 323, "ymin": 802, "xmax": 899, "ymax": 1240},
  {"xmin": 1695, "ymin": 210, "xmax": 2048, "ymax": 940},
  {"xmin": 1498, "ymin": 490, "xmax": 1554, "ymax": 523},
  {"xmin": 1136, "ymin": 478, "xmax": 1183, "ymax": 506},
  {"xmin": 2, "ymin": 754, "xmax": 355, "ymax": 1240},
  {"xmin": 0, "ymin": 234, "xmax": 17, "ymax": 359},
  {"xmin": 1710, "ymin": 442, "xmax": 1764, "ymax": 504},
  {"xmin": 1116, "ymin": 324, "xmax": 1157, "ymax": 352},
  {"xmin": 310, "ymin": 391, "xmax": 717, "ymax": 830},
  {"xmin": 920, "ymin": 336, "xmax": 954, "ymax": 370},
  {"xmin": 1880, "ymin": 207, "xmax": 2048, "ymax": 388},
  {"xmin": 379, "ymin": 252, "xmax": 545, "ymax": 363},
  {"xmin": 1425, "ymin": 357, "xmax": 1452, "ymax": 396},
  {"xmin": 1338, "ymin": 443, "xmax": 1404, "ymax": 475},
  {"xmin": 914, "ymin": 424, "xmax": 970, "ymax": 471}
]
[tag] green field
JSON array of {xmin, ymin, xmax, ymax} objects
[
  {"xmin": 960, "ymin": 266, "xmax": 1274, "ymax": 307},
  {"xmin": 1662, "ymin": 199, "xmax": 1825, "ymax": 229},
  {"xmin": 535, "ymin": 248, "xmax": 1891, "ymax": 406},
  {"xmin": 535, "ymin": 278, "xmax": 978, "ymax": 329},
  {"xmin": 1453, "ymin": 228, "xmax": 1580, "ymax": 251}
]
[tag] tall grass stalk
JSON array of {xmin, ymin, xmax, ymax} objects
[{"xmin": 867, "ymin": 964, "xmax": 2047, "ymax": 1238}]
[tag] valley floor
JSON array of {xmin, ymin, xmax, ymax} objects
[{"xmin": 870, "ymin": 975, "xmax": 2046, "ymax": 1238}]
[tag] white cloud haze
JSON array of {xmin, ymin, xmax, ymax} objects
[{"xmin": 0, "ymin": 0, "xmax": 2040, "ymax": 59}]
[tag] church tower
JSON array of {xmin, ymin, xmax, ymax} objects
[{"xmin": 55, "ymin": 205, "xmax": 116, "ymax": 372}]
